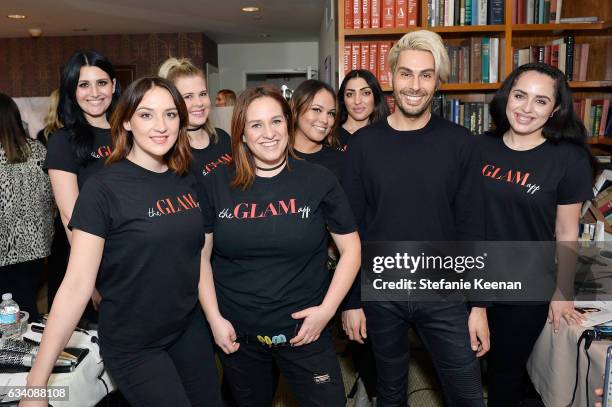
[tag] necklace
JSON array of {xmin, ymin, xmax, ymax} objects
[
  {"xmin": 256, "ymin": 157, "xmax": 286, "ymax": 172},
  {"xmin": 187, "ymin": 124, "xmax": 204, "ymax": 132}
]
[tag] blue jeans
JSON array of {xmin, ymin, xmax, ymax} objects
[{"xmin": 363, "ymin": 301, "xmax": 485, "ymax": 407}]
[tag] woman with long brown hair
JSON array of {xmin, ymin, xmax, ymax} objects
[
  {"xmin": 199, "ymin": 84, "xmax": 361, "ymax": 406},
  {"xmin": 22, "ymin": 77, "xmax": 222, "ymax": 407}
]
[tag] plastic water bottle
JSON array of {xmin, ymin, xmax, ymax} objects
[{"xmin": 0, "ymin": 294, "xmax": 19, "ymax": 324}]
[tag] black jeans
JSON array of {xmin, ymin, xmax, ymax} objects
[
  {"xmin": 0, "ymin": 258, "xmax": 44, "ymax": 321},
  {"xmin": 364, "ymin": 301, "xmax": 485, "ymax": 407},
  {"xmin": 486, "ymin": 303, "xmax": 549, "ymax": 407},
  {"xmin": 100, "ymin": 310, "xmax": 222, "ymax": 407},
  {"xmin": 218, "ymin": 328, "xmax": 345, "ymax": 407}
]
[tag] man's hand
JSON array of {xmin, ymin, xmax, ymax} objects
[
  {"xmin": 341, "ymin": 308, "xmax": 367, "ymax": 344},
  {"xmin": 468, "ymin": 307, "xmax": 490, "ymax": 357}
]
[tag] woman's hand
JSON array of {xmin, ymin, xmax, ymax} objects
[
  {"xmin": 341, "ymin": 308, "xmax": 367, "ymax": 344},
  {"xmin": 209, "ymin": 315, "xmax": 240, "ymax": 354},
  {"xmin": 548, "ymin": 300, "xmax": 584, "ymax": 334},
  {"xmin": 290, "ymin": 305, "xmax": 335, "ymax": 347}
]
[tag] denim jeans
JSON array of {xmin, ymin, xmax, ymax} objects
[{"xmin": 363, "ymin": 301, "xmax": 485, "ymax": 407}]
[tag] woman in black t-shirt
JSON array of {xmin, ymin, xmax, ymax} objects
[
  {"xmin": 44, "ymin": 50, "xmax": 121, "ymax": 313},
  {"xmin": 23, "ymin": 77, "xmax": 222, "ymax": 407},
  {"xmin": 290, "ymin": 79, "xmax": 343, "ymax": 177},
  {"xmin": 337, "ymin": 69, "xmax": 389, "ymax": 151},
  {"xmin": 199, "ymin": 85, "xmax": 361, "ymax": 407},
  {"xmin": 159, "ymin": 57, "xmax": 232, "ymax": 183},
  {"xmin": 480, "ymin": 63, "xmax": 596, "ymax": 407}
]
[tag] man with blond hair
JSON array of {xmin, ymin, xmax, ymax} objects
[{"xmin": 341, "ymin": 30, "xmax": 489, "ymax": 406}]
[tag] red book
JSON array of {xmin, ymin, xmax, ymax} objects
[
  {"xmin": 369, "ymin": 42, "xmax": 379, "ymax": 76},
  {"xmin": 386, "ymin": 95, "xmax": 396, "ymax": 113},
  {"xmin": 362, "ymin": 0, "xmax": 371, "ymax": 28},
  {"xmin": 518, "ymin": 0, "xmax": 526, "ymax": 24},
  {"xmin": 361, "ymin": 42, "xmax": 370, "ymax": 71},
  {"xmin": 344, "ymin": 43, "xmax": 352, "ymax": 75},
  {"xmin": 544, "ymin": 45, "xmax": 551, "ymax": 65},
  {"xmin": 407, "ymin": 0, "xmax": 418, "ymax": 26},
  {"xmin": 371, "ymin": 0, "xmax": 382, "ymax": 28},
  {"xmin": 551, "ymin": 44, "xmax": 559, "ymax": 68},
  {"xmin": 599, "ymin": 99, "xmax": 610, "ymax": 136},
  {"xmin": 354, "ymin": 0, "xmax": 362, "ymax": 29},
  {"xmin": 383, "ymin": 0, "xmax": 395, "ymax": 27},
  {"xmin": 396, "ymin": 0, "xmax": 407, "ymax": 27},
  {"xmin": 378, "ymin": 41, "xmax": 392, "ymax": 86},
  {"xmin": 513, "ymin": 0, "xmax": 518, "ymax": 24},
  {"xmin": 351, "ymin": 43, "xmax": 361, "ymax": 70},
  {"xmin": 344, "ymin": 0, "xmax": 354, "ymax": 29}
]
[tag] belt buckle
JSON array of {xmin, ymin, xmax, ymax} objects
[{"xmin": 257, "ymin": 334, "xmax": 288, "ymax": 348}]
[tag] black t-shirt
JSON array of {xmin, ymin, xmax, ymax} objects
[
  {"xmin": 200, "ymin": 158, "xmax": 357, "ymax": 336},
  {"xmin": 341, "ymin": 115, "xmax": 485, "ymax": 242},
  {"xmin": 337, "ymin": 126, "xmax": 352, "ymax": 151},
  {"xmin": 189, "ymin": 128, "xmax": 232, "ymax": 185},
  {"xmin": 293, "ymin": 145, "xmax": 344, "ymax": 180},
  {"xmin": 479, "ymin": 134, "xmax": 593, "ymax": 241},
  {"xmin": 69, "ymin": 159, "xmax": 204, "ymax": 348},
  {"xmin": 45, "ymin": 126, "xmax": 112, "ymax": 189}
]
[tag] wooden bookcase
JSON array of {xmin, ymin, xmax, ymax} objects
[{"xmin": 337, "ymin": 0, "xmax": 612, "ymax": 150}]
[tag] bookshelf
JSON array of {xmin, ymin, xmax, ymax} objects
[{"xmin": 338, "ymin": 0, "xmax": 612, "ymax": 147}]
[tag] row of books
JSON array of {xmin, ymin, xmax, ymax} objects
[
  {"xmin": 343, "ymin": 41, "xmax": 395, "ymax": 86},
  {"xmin": 446, "ymin": 37, "xmax": 501, "ymax": 84},
  {"xmin": 432, "ymin": 95, "xmax": 492, "ymax": 134},
  {"xmin": 344, "ymin": 38, "xmax": 501, "ymax": 87},
  {"xmin": 511, "ymin": 36, "xmax": 587, "ymax": 81},
  {"xmin": 428, "ymin": 0, "xmax": 504, "ymax": 27},
  {"xmin": 513, "ymin": 0, "xmax": 562, "ymax": 24},
  {"xmin": 344, "ymin": 0, "xmax": 418, "ymax": 29},
  {"xmin": 575, "ymin": 99, "xmax": 612, "ymax": 138}
]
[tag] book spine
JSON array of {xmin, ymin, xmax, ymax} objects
[
  {"xmin": 354, "ymin": 0, "xmax": 362, "ymax": 28},
  {"xmin": 472, "ymin": 0, "xmax": 479, "ymax": 25},
  {"xmin": 407, "ymin": 0, "xmax": 418, "ymax": 25},
  {"xmin": 478, "ymin": 0, "xmax": 487, "ymax": 25},
  {"xmin": 378, "ymin": 42, "xmax": 392, "ymax": 86},
  {"xmin": 537, "ymin": 0, "xmax": 544, "ymax": 23},
  {"xmin": 363, "ymin": 0, "xmax": 371, "ymax": 28},
  {"xmin": 549, "ymin": 0, "xmax": 557, "ymax": 22},
  {"xmin": 488, "ymin": 0, "xmax": 504, "ymax": 25},
  {"xmin": 481, "ymin": 37, "xmax": 490, "ymax": 83},
  {"xmin": 466, "ymin": 0, "xmax": 472, "ymax": 24},
  {"xmin": 344, "ymin": 43, "xmax": 352, "ymax": 75},
  {"xmin": 579, "ymin": 43, "xmax": 589, "ymax": 81},
  {"xmin": 448, "ymin": 0, "xmax": 455, "ymax": 26},
  {"xmin": 461, "ymin": 0, "xmax": 466, "ymax": 25},
  {"xmin": 564, "ymin": 35, "xmax": 574, "ymax": 81},
  {"xmin": 543, "ymin": 0, "xmax": 550, "ymax": 23},
  {"xmin": 599, "ymin": 99, "xmax": 610, "ymax": 136},
  {"xmin": 551, "ymin": 44, "xmax": 559, "ymax": 68},
  {"xmin": 471, "ymin": 37, "xmax": 482, "ymax": 82},
  {"xmin": 396, "ymin": 0, "xmax": 408, "ymax": 27},
  {"xmin": 371, "ymin": 0, "xmax": 382, "ymax": 27},
  {"xmin": 386, "ymin": 95, "xmax": 396, "ymax": 113},
  {"xmin": 594, "ymin": 103, "xmax": 603, "ymax": 136},
  {"xmin": 462, "ymin": 45, "xmax": 470, "ymax": 82},
  {"xmin": 544, "ymin": 44, "xmax": 551, "ymax": 65},
  {"xmin": 361, "ymin": 42, "xmax": 370, "ymax": 71},
  {"xmin": 383, "ymin": 0, "xmax": 395, "ymax": 27},
  {"xmin": 518, "ymin": 0, "xmax": 525, "ymax": 23},
  {"xmin": 526, "ymin": 0, "xmax": 534, "ymax": 24},
  {"xmin": 555, "ymin": 0, "xmax": 562, "ymax": 24},
  {"xmin": 351, "ymin": 42, "xmax": 361, "ymax": 70},
  {"xmin": 490, "ymin": 38, "xmax": 499, "ymax": 83},
  {"xmin": 345, "ymin": 0, "xmax": 354, "ymax": 29},
  {"xmin": 455, "ymin": 0, "xmax": 461, "ymax": 25},
  {"xmin": 369, "ymin": 42, "xmax": 379, "ymax": 77}
]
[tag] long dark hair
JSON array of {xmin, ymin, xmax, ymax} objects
[
  {"xmin": 58, "ymin": 50, "xmax": 121, "ymax": 165},
  {"xmin": 490, "ymin": 62, "xmax": 598, "ymax": 177},
  {"xmin": 290, "ymin": 79, "xmax": 339, "ymax": 148},
  {"xmin": 0, "ymin": 93, "xmax": 31, "ymax": 164},
  {"xmin": 107, "ymin": 77, "xmax": 191, "ymax": 175},
  {"xmin": 338, "ymin": 69, "xmax": 389, "ymax": 126}
]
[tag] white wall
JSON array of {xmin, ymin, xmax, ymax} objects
[
  {"xmin": 218, "ymin": 42, "xmax": 319, "ymax": 93},
  {"xmin": 319, "ymin": 0, "xmax": 337, "ymax": 89}
]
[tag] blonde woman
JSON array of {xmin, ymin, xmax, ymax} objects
[{"xmin": 159, "ymin": 58, "xmax": 232, "ymax": 185}]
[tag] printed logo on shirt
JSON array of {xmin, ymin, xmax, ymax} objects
[
  {"xmin": 218, "ymin": 198, "xmax": 311, "ymax": 220},
  {"xmin": 90, "ymin": 145, "xmax": 112, "ymax": 159},
  {"xmin": 148, "ymin": 193, "xmax": 200, "ymax": 217},
  {"xmin": 202, "ymin": 154, "xmax": 232, "ymax": 176},
  {"xmin": 482, "ymin": 164, "xmax": 541, "ymax": 195}
]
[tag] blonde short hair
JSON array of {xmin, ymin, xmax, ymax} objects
[
  {"xmin": 388, "ymin": 30, "xmax": 450, "ymax": 84},
  {"xmin": 158, "ymin": 57, "xmax": 218, "ymax": 142}
]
